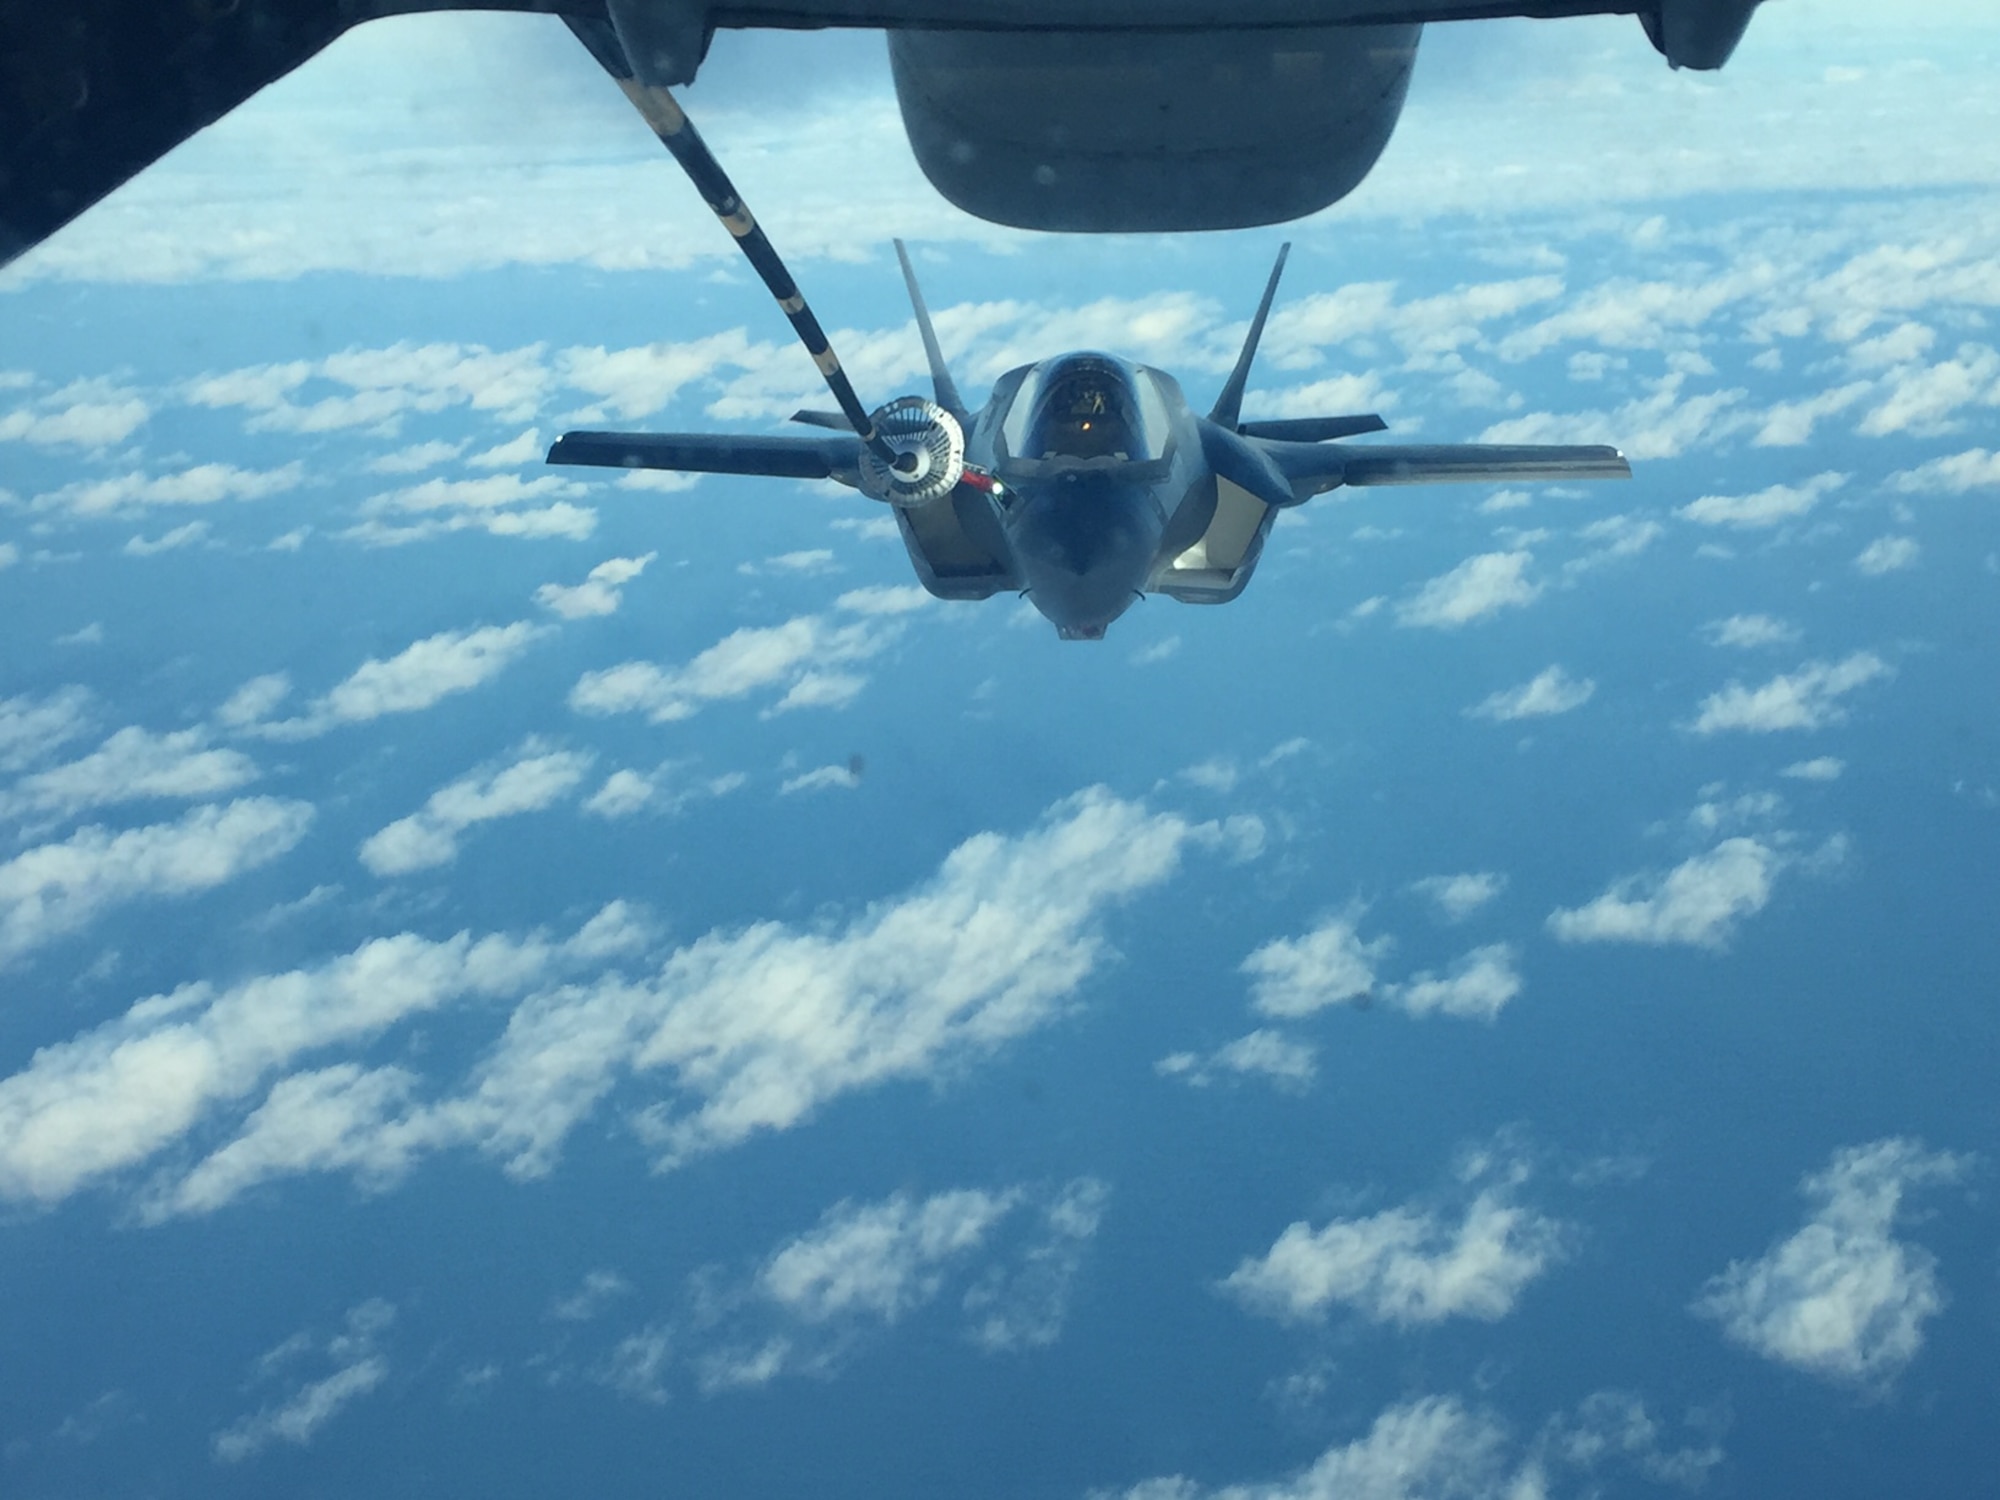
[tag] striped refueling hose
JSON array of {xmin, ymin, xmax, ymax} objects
[{"xmin": 608, "ymin": 76, "xmax": 905, "ymax": 471}]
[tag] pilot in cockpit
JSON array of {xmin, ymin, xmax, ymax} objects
[{"xmin": 1026, "ymin": 358, "xmax": 1141, "ymax": 460}]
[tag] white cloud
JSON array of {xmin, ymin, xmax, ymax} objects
[
  {"xmin": 365, "ymin": 439, "xmax": 465, "ymax": 474},
  {"xmin": 0, "ymin": 798, "xmax": 312, "ymax": 967},
  {"xmin": 1105, "ymin": 1398, "xmax": 1518, "ymax": 1500},
  {"xmin": 360, "ymin": 744, "xmax": 592, "ymax": 876},
  {"xmin": 1388, "ymin": 945, "xmax": 1522, "ymax": 1022},
  {"xmin": 559, "ymin": 329, "xmax": 760, "ymax": 420},
  {"xmin": 550, "ymin": 1270, "xmax": 632, "ymax": 1323},
  {"xmin": 1479, "ymin": 374, "xmax": 1747, "ymax": 461},
  {"xmin": 1703, "ymin": 613, "xmax": 1800, "ymax": 649},
  {"xmin": 1547, "ymin": 837, "xmax": 1781, "ymax": 950},
  {"xmin": 1855, "ymin": 535, "xmax": 1920, "ymax": 575},
  {"xmin": 468, "ymin": 427, "xmax": 542, "ymax": 467},
  {"xmin": 1, "ymin": 726, "xmax": 259, "ymax": 824},
  {"xmin": 1156, "ymin": 1029, "xmax": 1317, "ymax": 1091},
  {"xmin": 1782, "ymin": 756, "xmax": 1845, "ymax": 782},
  {"xmin": 779, "ymin": 764, "xmax": 861, "ymax": 796},
  {"xmin": 257, "ymin": 622, "xmax": 546, "ymax": 737},
  {"xmin": 534, "ymin": 552, "xmax": 656, "ymax": 619},
  {"xmin": 1110, "ymin": 1385, "xmax": 1725, "ymax": 1500},
  {"xmin": 571, "ymin": 602, "xmax": 898, "ymax": 723},
  {"xmin": 190, "ymin": 341, "xmax": 550, "ymax": 431},
  {"xmin": 0, "ymin": 379, "xmax": 150, "ymax": 449},
  {"xmin": 1690, "ymin": 651, "xmax": 1891, "ymax": 734},
  {"xmin": 1467, "ymin": 665, "xmax": 1594, "ymax": 721},
  {"xmin": 0, "ymin": 908, "xmax": 620, "ymax": 1208},
  {"xmin": 1409, "ymin": 872, "xmax": 1505, "ymax": 923},
  {"xmin": 1222, "ymin": 1141, "xmax": 1566, "ymax": 1328},
  {"xmin": 131, "ymin": 791, "xmax": 1210, "ymax": 1210},
  {"xmin": 1892, "ymin": 447, "xmax": 2000, "ymax": 493},
  {"xmin": 1858, "ymin": 343, "xmax": 2000, "ymax": 435},
  {"xmin": 694, "ymin": 1177, "xmax": 1107, "ymax": 1389},
  {"xmin": 33, "ymin": 462, "xmax": 305, "ymax": 519},
  {"xmin": 1396, "ymin": 551, "xmax": 1540, "ymax": 629},
  {"xmin": 1693, "ymin": 1138, "xmax": 1970, "ymax": 1389},
  {"xmin": 216, "ymin": 673, "xmax": 292, "ymax": 729},
  {"xmin": 583, "ymin": 769, "xmax": 657, "ymax": 819},
  {"xmin": 1241, "ymin": 912, "xmax": 1388, "ymax": 1018},
  {"xmin": 0, "ymin": 687, "xmax": 93, "ymax": 771},
  {"xmin": 0, "ymin": 542, "xmax": 16, "ymax": 569},
  {"xmin": 580, "ymin": 765, "xmax": 743, "ymax": 820},
  {"xmin": 1753, "ymin": 381, "xmax": 1873, "ymax": 447},
  {"xmin": 1677, "ymin": 472, "xmax": 1845, "ymax": 529},
  {"xmin": 123, "ymin": 520, "xmax": 210, "ymax": 555},
  {"xmin": 833, "ymin": 584, "xmax": 933, "ymax": 616},
  {"xmin": 761, "ymin": 1187, "xmax": 1021, "ymax": 1325},
  {"xmin": 213, "ymin": 1299, "xmax": 393, "ymax": 1463}
]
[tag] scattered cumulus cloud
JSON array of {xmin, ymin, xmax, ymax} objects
[
  {"xmin": 1693, "ymin": 1138, "xmax": 1971, "ymax": 1390},
  {"xmin": 571, "ymin": 594, "xmax": 912, "ymax": 723},
  {"xmin": 33, "ymin": 462, "xmax": 305, "ymax": 519},
  {"xmin": 0, "ymin": 688, "xmax": 93, "ymax": 772},
  {"xmin": 0, "ymin": 798, "xmax": 313, "ymax": 968},
  {"xmin": 1156, "ymin": 1030, "xmax": 1317, "ymax": 1091},
  {"xmin": 1222, "ymin": 1138, "xmax": 1567, "ymax": 1328},
  {"xmin": 0, "ymin": 727, "xmax": 259, "ymax": 826},
  {"xmin": 248, "ymin": 622, "xmax": 547, "ymax": 738},
  {"xmin": 1854, "ymin": 535, "xmax": 1920, "ymax": 575},
  {"xmin": 1703, "ymin": 613, "xmax": 1800, "ymax": 649},
  {"xmin": 1105, "ymin": 1388, "xmax": 1721, "ymax": 1500},
  {"xmin": 359, "ymin": 743, "xmax": 593, "ymax": 876},
  {"xmin": 212, "ymin": 1300, "xmax": 394, "ymax": 1463},
  {"xmin": 1241, "ymin": 912, "xmax": 1387, "ymax": 1018},
  {"xmin": 15, "ymin": 792, "xmax": 1219, "ymax": 1214},
  {"xmin": 1396, "ymin": 550, "xmax": 1540, "ymax": 629},
  {"xmin": 1677, "ymin": 472, "xmax": 1845, "ymax": 529},
  {"xmin": 779, "ymin": 764, "xmax": 862, "ymax": 796},
  {"xmin": 0, "ymin": 908, "xmax": 633, "ymax": 1210},
  {"xmin": 1548, "ymin": 838, "xmax": 1782, "ymax": 950},
  {"xmin": 1388, "ymin": 945, "xmax": 1523, "ymax": 1022},
  {"xmin": 1689, "ymin": 652, "xmax": 1891, "ymax": 734},
  {"xmin": 535, "ymin": 552, "xmax": 656, "ymax": 619},
  {"xmin": 1782, "ymin": 757, "xmax": 1845, "ymax": 782},
  {"xmin": 1410, "ymin": 872, "xmax": 1505, "ymax": 923},
  {"xmin": 123, "ymin": 521, "xmax": 210, "ymax": 555},
  {"xmin": 1892, "ymin": 447, "xmax": 2000, "ymax": 493},
  {"xmin": 696, "ymin": 1178, "xmax": 1108, "ymax": 1391},
  {"xmin": 0, "ymin": 378, "xmax": 151, "ymax": 449},
  {"xmin": 1467, "ymin": 666, "xmax": 1594, "ymax": 722}
]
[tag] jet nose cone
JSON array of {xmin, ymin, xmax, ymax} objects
[{"xmin": 1013, "ymin": 474, "xmax": 1164, "ymax": 637}]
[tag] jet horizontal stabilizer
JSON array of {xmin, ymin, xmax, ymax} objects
[
  {"xmin": 547, "ymin": 431, "xmax": 861, "ymax": 482},
  {"xmin": 1237, "ymin": 414, "xmax": 1387, "ymax": 443},
  {"xmin": 790, "ymin": 409, "xmax": 855, "ymax": 430}
]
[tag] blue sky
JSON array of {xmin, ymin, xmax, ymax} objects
[{"xmin": 5, "ymin": 4, "xmax": 2000, "ymax": 1496}]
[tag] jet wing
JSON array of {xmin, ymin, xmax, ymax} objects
[
  {"xmin": 1260, "ymin": 440, "xmax": 1630, "ymax": 500},
  {"xmin": 547, "ymin": 431, "xmax": 863, "ymax": 485}
]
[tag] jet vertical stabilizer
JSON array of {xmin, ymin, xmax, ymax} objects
[
  {"xmin": 1208, "ymin": 242, "xmax": 1290, "ymax": 430},
  {"xmin": 895, "ymin": 239, "xmax": 968, "ymax": 423}
]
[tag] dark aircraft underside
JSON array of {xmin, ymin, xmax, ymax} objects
[{"xmin": 0, "ymin": 0, "xmax": 1766, "ymax": 269}]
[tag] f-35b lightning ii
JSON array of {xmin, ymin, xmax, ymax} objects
[{"xmin": 545, "ymin": 58, "xmax": 1629, "ymax": 639}]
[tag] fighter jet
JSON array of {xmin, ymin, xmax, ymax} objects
[
  {"xmin": 545, "ymin": 68, "xmax": 1629, "ymax": 639},
  {"xmin": 550, "ymin": 243, "xmax": 1628, "ymax": 639}
]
